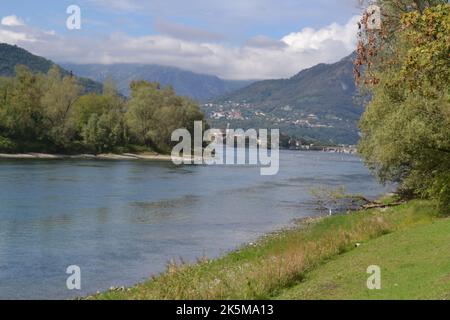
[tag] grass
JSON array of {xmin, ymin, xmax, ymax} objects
[
  {"xmin": 92, "ymin": 200, "xmax": 448, "ymax": 300},
  {"xmin": 275, "ymin": 217, "xmax": 450, "ymax": 300}
]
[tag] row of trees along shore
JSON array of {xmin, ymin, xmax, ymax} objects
[
  {"xmin": 0, "ymin": 65, "xmax": 205, "ymax": 154},
  {"xmin": 355, "ymin": 0, "xmax": 449, "ymax": 212}
]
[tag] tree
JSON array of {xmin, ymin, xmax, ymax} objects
[
  {"xmin": 81, "ymin": 112, "xmax": 127, "ymax": 153},
  {"xmin": 357, "ymin": 2, "xmax": 450, "ymax": 212},
  {"xmin": 0, "ymin": 65, "xmax": 44, "ymax": 145},
  {"xmin": 126, "ymin": 81, "xmax": 162, "ymax": 149},
  {"xmin": 0, "ymin": 65, "xmax": 206, "ymax": 154},
  {"xmin": 74, "ymin": 81, "xmax": 128, "ymax": 153},
  {"xmin": 355, "ymin": 0, "xmax": 448, "ymax": 86},
  {"xmin": 126, "ymin": 81, "xmax": 204, "ymax": 152},
  {"xmin": 40, "ymin": 65, "xmax": 82, "ymax": 149}
]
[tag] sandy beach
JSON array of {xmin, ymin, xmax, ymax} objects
[{"xmin": 0, "ymin": 152, "xmax": 174, "ymax": 161}]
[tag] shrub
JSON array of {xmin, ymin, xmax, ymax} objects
[{"xmin": 0, "ymin": 136, "xmax": 17, "ymax": 152}]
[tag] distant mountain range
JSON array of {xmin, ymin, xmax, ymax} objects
[
  {"xmin": 204, "ymin": 53, "xmax": 362, "ymax": 144},
  {"xmin": 0, "ymin": 43, "xmax": 252, "ymax": 102},
  {"xmin": 61, "ymin": 63, "xmax": 254, "ymax": 101},
  {"xmin": 0, "ymin": 43, "xmax": 102, "ymax": 93}
]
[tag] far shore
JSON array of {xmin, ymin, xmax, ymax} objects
[
  {"xmin": 0, "ymin": 148, "xmax": 357, "ymax": 162},
  {"xmin": 0, "ymin": 152, "xmax": 174, "ymax": 161}
]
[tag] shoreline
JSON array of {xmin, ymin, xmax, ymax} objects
[
  {"xmin": 0, "ymin": 148, "xmax": 357, "ymax": 161},
  {"xmin": 89, "ymin": 199, "xmax": 447, "ymax": 300},
  {"xmin": 0, "ymin": 152, "xmax": 174, "ymax": 161}
]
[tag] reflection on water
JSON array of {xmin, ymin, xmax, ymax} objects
[
  {"xmin": 130, "ymin": 195, "xmax": 200, "ymax": 224},
  {"xmin": 0, "ymin": 151, "xmax": 390, "ymax": 299}
]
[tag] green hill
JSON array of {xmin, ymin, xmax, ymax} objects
[
  {"xmin": 0, "ymin": 43, "xmax": 102, "ymax": 93},
  {"xmin": 205, "ymin": 53, "xmax": 362, "ymax": 144}
]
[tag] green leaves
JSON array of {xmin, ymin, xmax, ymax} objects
[
  {"xmin": 399, "ymin": 4, "xmax": 450, "ymax": 97},
  {"xmin": 358, "ymin": 3, "xmax": 450, "ymax": 211},
  {"xmin": 126, "ymin": 80, "xmax": 204, "ymax": 152},
  {"xmin": 41, "ymin": 65, "xmax": 83, "ymax": 149},
  {"xmin": 0, "ymin": 67, "xmax": 205, "ymax": 154}
]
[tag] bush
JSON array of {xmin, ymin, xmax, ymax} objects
[
  {"xmin": 430, "ymin": 172, "xmax": 450, "ymax": 216},
  {"xmin": 0, "ymin": 136, "xmax": 17, "ymax": 152}
]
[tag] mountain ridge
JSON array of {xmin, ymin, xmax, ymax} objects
[
  {"xmin": 204, "ymin": 53, "xmax": 361, "ymax": 144},
  {"xmin": 0, "ymin": 43, "xmax": 103, "ymax": 93},
  {"xmin": 61, "ymin": 63, "xmax": 254, "ymax": 101}
]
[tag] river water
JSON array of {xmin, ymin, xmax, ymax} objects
[{"xmin": 0, "ymin": 151, "xmax": 389, "ymax": 299}]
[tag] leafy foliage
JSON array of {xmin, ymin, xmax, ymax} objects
[
  {"xmin": 357, "ymin": 2, "xmax": 450, "ymax": 212},
  {"xmin": 126, "ymin": 81, "xmax": 205, "ymax": 152},
  {"xmin": 0, "ymin": 66, "xmax": 205, "ymax": 154}
]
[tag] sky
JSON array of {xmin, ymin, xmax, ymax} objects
[{"xmin": 0, "ymin": 0, "xmax": 363, "ymax": 80}]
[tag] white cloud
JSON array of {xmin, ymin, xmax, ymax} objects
[
  {"xmin": 245, "ymin": 36, "xmax": 287, "ymax": 49},
  {"xmin": 1, "ymin": 15, "xmax": 25, "ymax": 27},
  {"xmin": 0, "ymin": 15, "xmax": 360, "ymax": 80},
  {"xmin": 0, "ymin": 29, "xmax": 33, "ymax": 43},
  {"xmin": 282, "ymin": 16, "xmax": 359, "ymax": 52},
  {"xmin": 0, "ymin": 15, "xmax": 37, "ymax": 43}
]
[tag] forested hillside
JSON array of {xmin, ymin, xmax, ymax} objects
[
  {"xmin": 0, "ymin": 43, "xmax": 102, "ymax": 93},
  {"xmin": 205, "ymin": 53, "xmax": 362, "ymax": 144}
]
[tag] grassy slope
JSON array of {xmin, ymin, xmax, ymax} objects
[
  {"xmin": 277, "ymin": 218, "xmax": 450, "ymax": 300},
  {"xmin": 93, "ymin": 200, "xmax": 448, "ymax": 300}
]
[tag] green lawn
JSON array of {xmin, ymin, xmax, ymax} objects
[
  {"xmin": 92, "ymin": 200, "xmax": 449, "ymax": 300},
  {"xmin": 276, "ymin": 218, "xmax": 450, "ymax": 300}
]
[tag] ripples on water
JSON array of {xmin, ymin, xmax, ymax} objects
[{"xmin": 0, "ymin": 151, "xmax": 391, "ymax": 299}]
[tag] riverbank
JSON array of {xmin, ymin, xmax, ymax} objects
[
  {"xmin": 0, "ymin": 152, "xmax": 174, "ymax": 161},
  {"xmin": 91, "ymin": 198, "xmax": 450, "ymax": 300},
  {"xmin": 0, "ymin": 148, "xmax": 357, "ymax": 161}
]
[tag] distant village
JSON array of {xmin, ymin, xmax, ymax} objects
[
  {"xmin": 203, "ymin": 101, "xmax": 340, "ymax": 129},
  {"xmin": 201, "ymin": 101, "xmax": 358, "ymax": 154}
]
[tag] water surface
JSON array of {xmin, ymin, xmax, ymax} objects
[{"xmin": 0, "ymin": 151, "xmax": 389, "ymax": 299}]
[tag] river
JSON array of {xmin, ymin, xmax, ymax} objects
[{"xmin": 0, "ymin": 151, "xmax": 390, "ymax": 299}]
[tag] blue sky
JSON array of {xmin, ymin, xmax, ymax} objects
[{"xmin": 0, "ymin": 0, "xmax": 362, "ymax": 79}]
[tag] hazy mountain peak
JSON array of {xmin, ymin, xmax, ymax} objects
[
  {"xmin": 61, "ymin": 63, "xmax": 254, "ymax": 101},
  {"xmin": 0, "ymin": 43, "xmax": 102, "ymax": 94}
]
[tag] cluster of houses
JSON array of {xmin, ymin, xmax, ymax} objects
[
  {"xmin": 204, "ymin": 102, "xmax": 337, "ymax": 129},
  {"xmin": 210, "ymin": 109, "xmax": 244, "ymax": 120}
]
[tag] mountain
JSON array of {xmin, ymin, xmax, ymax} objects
[
  {"xmin": 61, "ymin": 63, "xmax": 253, "ymax": 102},
  {"xmin": 204, "ymin": 53, "xmax": 362, "ymax": 144},
  {"xmin": 0, "ymin": 43, "xmax": 102, "ymax": 93}
]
